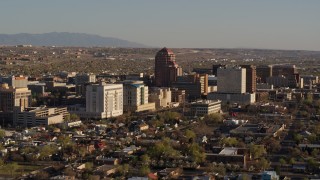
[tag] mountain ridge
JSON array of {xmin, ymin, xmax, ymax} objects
[{"xmin": 0, "ymin": 32, "xmax": 147, "ymax": 47}]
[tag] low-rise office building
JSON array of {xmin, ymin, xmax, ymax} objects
[
  {"xmin": 189, "ymin": 100, "xmax": 221, "ymax": 117},
  {"xmin": 13, "ymin": 106, "xmax": 69, "ymax": 127}
]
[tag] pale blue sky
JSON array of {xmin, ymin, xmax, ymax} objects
[{"xmin": 1, "ymin": 0, "xmax": 320, "ymax": 50}]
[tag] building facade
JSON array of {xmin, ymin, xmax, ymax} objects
[
  {"xmin": 0, "ymin": 84, "xmax": 31, "ymax": 112},
  {"xmin": 171, "ymin": 88, "xmax": 185, "ymax": 104},
  {"xmin": 155, "ymin": 47, "xmax": 182, "ymax": 87},
  {"xmin": 240, "ymin": 65, "xmax": 257, "ymax": 93},
  {"xmin": 13, "ymin": 106, "xmax": 69, "ymax": 127},
  {"xmin": 86, "ymin": 82, "xmax": 123, "ymax": 119},
  {"xmin": 212, "ymin": 64, "xmax": 227, "ymax": 76},
  {"xmin": 149, "ymin": 87, "xmax": 172, "ymax": 109},
  {"xmin": 123, "ymin": 81, "xmax": 155, "ymax": 112},
  {"xmin": 217, "ymin": 67, "xmax": 246, "ymax": 94},
  {"xmin": 256, "ymin": 65, "xmax": 272, "ymax": 83},
  {"xmin": 0, "ymin": 75, "xmax": 28, "ymax": 88},
  {"xmin": 172, "ymin": 74, "xmax": 208, "ymax": 100},
  {"xmin": 75, "ymin": 73, "xmax": 96, "ymax": 85},
  {"xmin": 190, "ymin": 100, "xmax": 221, "ymax": 117}
]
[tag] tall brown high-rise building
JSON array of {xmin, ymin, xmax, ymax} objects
[
  {"xmin": 155, "ymin": 47, "xmax": 182, "ymax": 87},
  {"xmin": 256, "ymin": 65, "xmax": 272, "ymax": 83},
  {"xmin": 240, "ymin": 65, "xmax": 257, "ymax": 93}
]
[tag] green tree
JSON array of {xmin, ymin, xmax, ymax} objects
[
  {"xmin": 117, "ymin": 164, "xmax": 130, "ymax": 177},
  {"xmin": 293, "ymin": 133, "xmax": 303, "ymax": 144},
  {"xmin": 140, "ymin": 154, "xmax": 151, "ymax": 166},
  {"xmin": 0, "ymin": 129, "xmax": 5, "ymax": 138},
  {"xmin": 139, "ymin": 165, "xmax": 150, "ymax": 176},
  {"xmin": 85, "ymin": 162, "xmax": 94, "ymax": 171},
  {"xmin": 148, "ymin": 137, "xmax": 181, "ymax": 159},
  {"xmin": 279, "ymin": 158, "xmax": 286, "ymax": 166},
  {"xmin": 204, "ymin": 113, "xmax": 223, "ymax": 124},
  {"xmin": 219, "ymin": 137, "xmax": 239, "ymax": 147},
  {"xmin": 187, "ymin": 143, "xmax": 206, "ymax": 163},
  {"xmin": 77, "ymin": 146, "xmax": 87, "ymax": 163},
  {"xmin": 5, "ymin": 162, "xmax": 18, "ymax": 177},
  {"xmin": 206, "ymin": 164, "xmax": 226, "ymax": 176},
  {"xmin": 289, "ymin": 158, "xmax": 296, "ymax": 165},
  {"xmin": 39, "ymin": 145, "xmax": 58, "ymax": 160},
  {"xmin": 70, "ymin": 114, "xmax": 80, "ymax": 121},
  {"xmin": 250, "ymin": 145, "xmax": 266, "ymax": 159},
  {"xmin": 311, "ymin": 149, "xmax": 319, "ymax": 158},
  {"xmin": 158, "ymin": 111, "xmax": 181, "ymax": 123},
  {"xmin": 185, "ymin": 129, "xmax": 196, "ymax": 140},
  {"xmin": 256, "ymin": 158, "xmax": 270, "ymax": 171}
]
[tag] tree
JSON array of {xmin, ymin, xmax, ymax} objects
[
  {"xmin": 148, "ymin": 137, "xmax": 181, "ymax": 159},
  {"xmin": 139, "ymin": 165, "xmax": 150, "ymax": 176},
  {"xmin": 264, "ymin": 138, "xmax": 281, "ymax": 153},
  {"xmin": 187, "ymin": 143, "xmax": 206, "ymax": 163},
  {"xmin": 117, "ymin": 164, "xmax": 130, "ymax": 177},
  {"xmin": 204, "ymin": 113, "xmax": 223, "ymax": 124},
  {"xmin": 250, "ymin": 145, "xmax": 266, "ymax": 159},
  {"xmin": 279, "ymin": 158, "xmax": 286, "ymax": 166},
  {"xmin": 311, "ymin": 149, "xmax": 319, "ymax": 158},
  {"xmin": 5, "ymin": 162, "xmax": 18, "ymax": 177},
  {"xmin": 77, "ymin": 146, "xmax": 87, "ymax": 163},
  {"xmin": 0, "ymin": 129, "xmax": 5, "ymax": 138},
  {"xmin": 39, "ymin": 145, "xmax": 58, "ymax": 160},
  {"xmin": 206, "ymin": 163, "xmax": 226, "ymax": 176},
  {"xmin": 158, "ymin": 111, "xmax": 181, "ymax": 123},
  {"xmin": 70, "ymin": 114, "xmax": 80, "ymax": 121},
  {"xmin": 256, "ymin": 158, "xmax": 270, "ymax": 171},
  {"xmin": 293, "ymin": 133, "xmax": 303, "ymax": 144},
  {"xmin": 140, "ymin": 154, "xmax": 151, "ymax": 166},
  {"xmin": 219, "ymin": 137, "xmax": 239, "ymax": 147},
  {"xmin": 85, "ymin": 162, "xmax": 94, "ymax": 171},
  {"xmin": 185, "ymin": 129, "xmax": 196, "ymax": 141},
  {"xmin": 289, "ymin": 158, "xmax": 296, "ymax": 165}
]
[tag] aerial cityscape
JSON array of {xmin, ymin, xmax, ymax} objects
[{"xmin": 0, "ymin": 1, "xmax": 320, "ymax": 180}]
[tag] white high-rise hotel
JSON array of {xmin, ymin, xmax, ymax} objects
[
  {"xmin": 86, "ymin": 82, "xmax": 123, "ymax": 119},
  {"xmin": 123, "ymin": 81, "xmax": 155, "ymax": 112}
]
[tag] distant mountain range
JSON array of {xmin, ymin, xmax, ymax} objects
[{"xmin": 0, "ymin": 32, "xmax": 147, "ymax": 47}]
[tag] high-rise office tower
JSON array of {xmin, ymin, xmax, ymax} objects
[
  {"xmin": 155, "ymin": 47, "xmax": 182, "ymax": 87},
  {"xmin": 240, "ymin": 65, "xmax": 256, "ymax": 93},
  {"xmin": 86, "ymin": 82, "xmax": 123, "ymax": 119},
  {"xmin": 256, "ymin": 65, "xmax": 273, "ymax": 83},
  {"xmin": 0, "ymin": 83, "xmax": 31, "ymax": 112},
  {"xmin": 217, "ymin": 67, "xmax": 246, "ymax": 94}
]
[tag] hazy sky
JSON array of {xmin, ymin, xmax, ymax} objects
[{"xmin": 1, "ymin": 0, "xmax": 320, "ymax": 50}]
